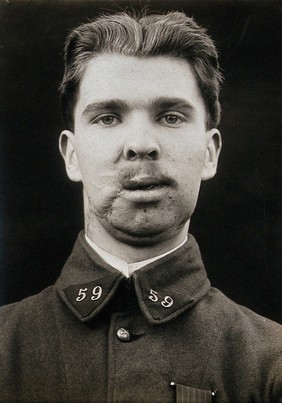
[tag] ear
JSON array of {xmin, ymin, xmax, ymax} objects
[
  {"xmin": 201, "ymin": 128, "xmax": 222, "ymax": 181},
  {"xmin": 59, "ymin": 130, "xmax": 82, "ymax": 182}
]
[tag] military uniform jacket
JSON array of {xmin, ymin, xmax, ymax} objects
[{"xmin": 0, "ymin": 232, "xmax": 281, "ymax": 402}]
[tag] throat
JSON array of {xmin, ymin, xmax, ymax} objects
[{"xmin": 86, "ymin": 219, "xmax": 190, "ymax": 263}]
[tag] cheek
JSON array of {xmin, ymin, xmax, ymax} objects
[
  {"xmin": 172, "ymin": 150, "xmax": 206, "ymax": 183},
  {"xmin": 84, "ymin": 174, "xmax": 121, "ymax": 218},
  {"xmin": 166, "ymin": 135, "xmax": 206, "ymax": 163},
  {"xmin": 77, "ymin": 140, "xmax": 117, "ymax": 185},
  {"xmin": 77, "ymin": 149, "xmax": 121, "ymax": 216},
  {"xmin": 170, "ymin": 150, "xmax": 206, "ymax": 208}
]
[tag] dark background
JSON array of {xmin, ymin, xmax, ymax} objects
[{"xmin": 0, "ymin": 0, "xmax": 281, "ymax": 322}]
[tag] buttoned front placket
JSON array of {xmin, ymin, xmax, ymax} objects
[
  {"xmin": 107, "ymin": 312, "xmax": 145, "ymax": 402},
  {"xmin": 106, "ymin": 308, "xmax": 181, "ymax": 403}
]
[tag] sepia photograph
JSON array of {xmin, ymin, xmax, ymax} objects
[{"xmin": 0, "ymin": 0, "xmax": 281, "ymax": 401}]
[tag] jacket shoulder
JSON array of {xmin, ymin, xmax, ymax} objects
[
  {"xmin": 209, "ymin": 287, "xmax": 281, "ymax": 335},
  {"xmin": 0, "ymin": 286, "xmax": 57, "ymax": 330}
]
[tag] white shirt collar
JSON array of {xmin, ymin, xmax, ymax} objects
[{"xmin": 85, "ymin": 234, "xmax": 187, "ymax": 278}]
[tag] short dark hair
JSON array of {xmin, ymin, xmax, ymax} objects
[{"xmin": 59, "ymin": 11, "xmax": 223, "ymax": 131}]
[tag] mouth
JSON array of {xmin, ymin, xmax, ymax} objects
[
  {"xmin": 123, "ymin": 177, "xmax": 171, "ymax": 191},
  {"xmin": 120, "ymin": 177, "xmax": 171, "ymax": 203}
]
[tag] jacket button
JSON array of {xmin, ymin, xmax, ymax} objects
[{"xmin": 116, "ymin": 328, "xmax": 131, "ymax": 342}]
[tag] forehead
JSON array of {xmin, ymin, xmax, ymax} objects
[{"xmin": 75, "ymin": 54, "xmax": 205, "ymax": 116}]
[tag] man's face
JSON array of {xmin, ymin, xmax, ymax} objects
[{"xmin": 60, "ymin": 54, "xmax": 221, "ymax": 245}]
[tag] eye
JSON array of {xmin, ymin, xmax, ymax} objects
[
  {"xmin": 158, "ymin": 113, "xmax": 184, "ymax": 126},
  {"xmin": 92, "ymin": 114, "xmax": 120, "ymax": 126},
  {"xmin": 165, "ymin": 115, "xmax": 181, "ymax": 124}
]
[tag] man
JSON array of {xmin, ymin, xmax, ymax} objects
[{"xmin": 0, "ymin": 10, "xmax": 281, "ymax": 403}]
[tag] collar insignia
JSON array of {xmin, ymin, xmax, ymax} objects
[{"xmin": 56, "ymin": 231, "xmax": 210, "ymax": 324}]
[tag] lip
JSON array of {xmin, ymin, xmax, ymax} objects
[
  {"xmin": 120, "ymin": 177, "xmax": 171, "ymax": 203},
  {"xmin": 120, "ymin": 185, "xmax": 170, "ymax": 203},
  {"xmin": 123, "ymin": 176, "xmax": 171, "ymax": 190}
]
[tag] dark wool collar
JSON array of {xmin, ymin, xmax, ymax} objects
[{"xmin": 56, "ymin": 231, "xmax": 210, "ymax": 325}]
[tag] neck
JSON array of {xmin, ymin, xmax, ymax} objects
[{"xmin": 85, "ymin": 220, "xmax": 190, "ymax": 263}]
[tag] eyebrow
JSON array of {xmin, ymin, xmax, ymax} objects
[
  {"xmin": 82, "ymin": 99, "xmax": 128, "ymax": 116},
  {"xmin": 152, "ymin": 97, "xmax": 194, "ymax": 112},
  {"xmin": 81, "ymin": 97, "xmax": 195, "ymax": 117}
]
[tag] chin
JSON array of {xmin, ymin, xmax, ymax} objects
[
  {"xmin": 97, "ymin": 201, "xmax": 193, "ymax": 246},
  {"xmin": 108, "ymin": 228, "xmax": 171, "ymax": 247},
  {"xmin": 103, "ymin": 217, "xmax": 183, "ymax": 247}
]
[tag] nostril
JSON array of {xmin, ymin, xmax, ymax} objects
[
  {"xmin": 127, "ymin": 150, "xmax": 137, "ymax": 160},
  {"xmin": 148, "ymin": 150, "xmax": 158, "ymax": 159},
  {"xmin": 124, "ymin": 147, "xmax": 160, "ymax": 160}
]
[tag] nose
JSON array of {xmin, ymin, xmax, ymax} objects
[{"xmin": 123, "ymin": 119, "xmax": 161, "ymax": 161}]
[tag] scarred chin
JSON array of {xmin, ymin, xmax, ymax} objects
[{"xmin": 84, "ymin": 182, "xmax": 192, "ymax": 247}]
